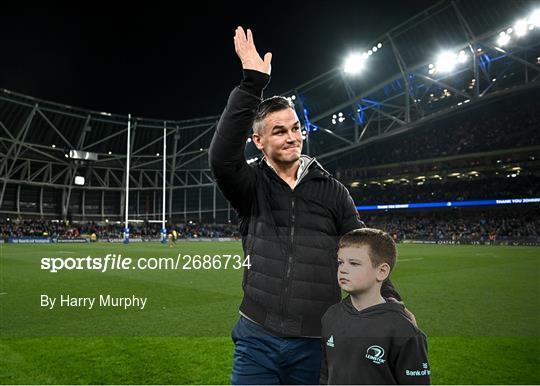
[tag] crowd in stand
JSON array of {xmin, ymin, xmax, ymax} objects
[
  {"xmin": 0, "ymin": 220, "xmax": 239, "ymax": 240},
  {"xmin": 1, "ymin": 205, "xmax": 538, "ymax": 242},
  {"xmin": 362, "ymin": 207, "xmax": 540, "ymax": 242}
]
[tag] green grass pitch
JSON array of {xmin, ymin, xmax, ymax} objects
[{"xmin": 0, "ymin": 242, "xmax": 538, "ymax": 384}]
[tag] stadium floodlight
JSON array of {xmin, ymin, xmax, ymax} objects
[
  {"xmin": 377, "ymin": 42, "xmax": 382, "ymax": 49},
  {"xmin": 457, "ymin": 50, "xmax": 467, "ymax": 63},
  {"xmin": 108, "ymin": 151, "xmax": 112, "ymax": 155},
  {"xmin": 344, "ymin": 53, "xmax": 366, "ymax": 74},
  {"xmin": 497, "ymin": 31, "xmax": 510, "ymax": 46},
  {"xmin": 156, "ymin": 153, "xmax": 160, "ymax": 156},
  {"xmin": 529, "ymin": 9, "xmax": 540, "ymax": 27},
  {"xmin": 514, "ymin": 18, "xmax": 528, "ymax": 37},
  {"xmin": 51, "ymin": 144, "xmax": 55, "ymax": 148},
  {"xmin": 74, "ymin": 176, "xmax": 85, "ymax": 186},
  {"xmin": 291, "ymin": 95, "xmax": 296, "ymax": 101},
  {"xmin": 435, "ymin": 51, "xmax": 458, "ymax": 72}
]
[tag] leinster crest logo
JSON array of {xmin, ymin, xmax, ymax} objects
[{"xmin": 365, "ymin": 345, "xmax": 386, "ymax": 364}]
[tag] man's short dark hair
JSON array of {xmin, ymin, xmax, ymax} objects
[
  {"xmin": 253, "ymin": 96, "xmax": 295, "ymax": 135},
  {"xmin": 339, "ymin": 228, "xmax": 397, "ymax": 272}
]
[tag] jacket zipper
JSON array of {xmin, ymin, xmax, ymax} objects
[{"xmin": 280, "ymin": 194, "xmax": 295, "ymax": 329}]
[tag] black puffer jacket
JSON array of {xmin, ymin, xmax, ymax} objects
[{"xmin": 209, "ymin": 70, "xmax": 399, "ymax": 336}]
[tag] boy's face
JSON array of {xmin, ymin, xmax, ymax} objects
[{"xmin": 337, "ymin": 245, "xmax": 389, "ymax": 295}]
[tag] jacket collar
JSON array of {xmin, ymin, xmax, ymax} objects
[{"xmin": 259, "ymin": 154, "xmax": 331, "ymax": 186}]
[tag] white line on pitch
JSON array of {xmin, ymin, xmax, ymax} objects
[{"xmin": 399, "ymin": 258, "xmax": 424, "ymax": 262}]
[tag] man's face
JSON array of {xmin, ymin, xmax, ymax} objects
[
  {"xmin": 252, "ymin": 108, "xmax": 303, "ymax": 165},
  {"xmin": 337, "ymin": 246, "xmax": 387, "ymax": 295}
]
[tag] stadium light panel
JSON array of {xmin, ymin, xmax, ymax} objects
[
  {"xmin": 435, "ymin": 51, "xmax": 457, "ymax": 72},
  {"xmin": 74, "ymin": 176, "xmax": 85, "ymax": 186},
  {"xmin": 530, "ymin": 9, "xmax": 540, "ymax": 26},
  {"xmin": 344, "ymin": 53, "xmax": 366, "ymax": 74},
  {"xmin": 497, "ymin": 32, "xmax": 510, "ymax": 46},
  {"xmin": 514, "ymin": 19, "xmax": 528, "ymax": 36}
]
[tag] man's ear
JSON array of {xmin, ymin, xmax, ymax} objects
[
  {"xmin": 376, "ymin": 263, "xmax": 391, "ymax": 282},
  {"xmin": 252, "ymin": 133, "xmax": 264, "ymax": 151}
]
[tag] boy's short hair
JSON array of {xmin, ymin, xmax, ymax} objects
[
  {"xmin": 252, "ymin": 96, "xmax": 295, "ymax": 135},
  {"xmin": 339, "ymin": 228, "xmax": 397, "ymax": 272}
]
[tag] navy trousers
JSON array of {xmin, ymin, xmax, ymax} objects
[{"xmin": 231, "ymin": 316, "xmax": 322, "ymax": 385}]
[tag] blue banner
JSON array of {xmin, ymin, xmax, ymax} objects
[{"xmin": 357, "ymin": 197, "xmax": 540, "ymax": 211}]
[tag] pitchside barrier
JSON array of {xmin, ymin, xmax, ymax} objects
[{"xmin": 401, "ymin": 239, "xmax": 540, "ymax": 246}]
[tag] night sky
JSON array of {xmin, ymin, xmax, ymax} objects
[{"xmin": 2, "ymin": 1, "xmax": 435, "ymax": 121}]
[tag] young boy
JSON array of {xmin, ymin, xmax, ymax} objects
[{"xmin": 320, "ymin": 228, "xmax": 431, "ymax": 385}]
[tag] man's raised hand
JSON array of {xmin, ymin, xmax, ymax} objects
[{"xmin": 233, "ymin": 26, "xmax": 272, "ymax": 75}]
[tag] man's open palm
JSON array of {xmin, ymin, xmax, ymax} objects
[{"xmin": 234, "ymin": 26, "xmax": 272, "ymax": 75}]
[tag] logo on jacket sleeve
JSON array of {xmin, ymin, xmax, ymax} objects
[
  {"xmin": 405, "ymin": 362, "xmax": 431, "ymax": 377},
  {"xmin": 326, "ymin": 335, "xmax": 334, "ymax": 348},
  {"xmin": 365, "ymin": 345, "xmax": 386, "ymax": 364}
]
